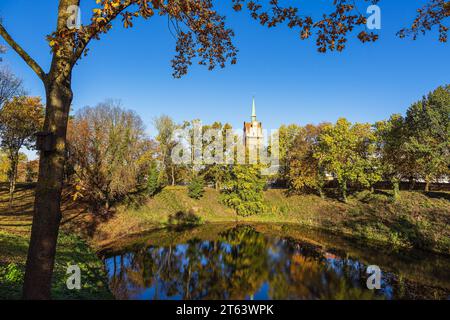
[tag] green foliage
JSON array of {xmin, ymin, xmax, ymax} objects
[
  {"xmin": 147, "ymin": 162, "xmax": 160, "ymax": 197},
  {"xmin": 0, "ymin": 263, "xmax": 24, "ymax": 300},
  {"xmin": 200, "ymin": 122, "xmax": 233, "ymax": 190},
  {"xmin": 221, "ymin": 164, "xmax": 266, "ymax": 216},
  {"xmin": 1, "ymin": 263, "xmax": 23, "ymax": 283},
  {"xmin": 154, "ymin": 115, "xmax": 185, "ymax": 186},
  {"xmin": 287, "ymin": 123, "xmax": 327, "ymax": 196},
  {"xmin": 188, "ymin": 175, "xmax": 205, "ymax": 199},
  {"xmin": 404, "ymin": 85, "xmax": 450, "ymax": 190},
  {"xmin": 315, "ymin": 118, "xmax": 381, "ymax": 202},
  {"xmin": 278, "ymin": 124, "xmax": 302, "ymax": 181},
  {"xmin": 375, "ymin": 114, "xmax": 409, "ymax": 199},
  {"xmin": 0, "ymin": 96, "xmax": 44, "ymax": 204},
  {"xmin": 0, "ymin": 231, "xmax": 113, "ymax": 300}
]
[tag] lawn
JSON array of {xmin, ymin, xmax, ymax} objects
[{"xmin": 0, "ymin": 183, "xmax": 112, "ymax": 300}]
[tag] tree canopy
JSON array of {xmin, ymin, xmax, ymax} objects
[
  {"xmin": 0, "ymin": 96, "xmax": 44, "ymax": 207},
  {"xmin": 67, "ymin": 100, "xmax": 152, "ymax": 210},
  {"xmin": 404, "ymin": 85, "xmax": 450, "ymax": 191}
]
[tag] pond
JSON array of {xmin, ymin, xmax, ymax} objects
[{"xmin": 100, "ymin": 223, "xmax": 450, "ymax": 300}]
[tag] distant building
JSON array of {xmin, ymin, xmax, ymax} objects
[{"xmin": 243, "ymin": 97, "xmax": 263, "ymax": 155}]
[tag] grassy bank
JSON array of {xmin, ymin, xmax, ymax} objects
[
  {"xmin": 0, "ymin": 183, "xmax": 449, "ymax": 299},
  {"xmin": 95, "ymin": 186, "xmax": 450, "ymax": 255},
  {"xmin": 0, "ymin": 183, "xmax": 112, "ymax": 300}
]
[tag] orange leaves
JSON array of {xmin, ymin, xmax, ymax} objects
[
  {"xmin": 232, "ymin": 0, "xmax": 380, "ymax": 53},
  {"xmin": 358, "ymin": 31, "xmax": 379, "ymax": 43},
  {"xmin": 0, "ymin": 96, "xmax": 45, "ymax": 152},
  {"xmin": 139, "ymin": 1, "xmax": 154, "ymax": 19},
  {"xmin": 46, "ymin": 0, "xmax": 387, "ymax": 77},
  {"xmin": 233, "ymin": 3, "xmax": 243, "ymax": 12},
  {"xmin": 122, "ymin": 12, "xmax": 138, "ymax": 28},
  {"xmin": 398, "ymin": 0, "xmax": 449, "ymax": 42}
]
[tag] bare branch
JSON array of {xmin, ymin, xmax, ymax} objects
[{"xmin": 0, "ymin": 23, "xmax": 47, "ymax": 82}]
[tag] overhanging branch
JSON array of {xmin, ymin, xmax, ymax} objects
[{"xmin": 0, "ymin": 23, "xmax": 47, "ymax": 82}]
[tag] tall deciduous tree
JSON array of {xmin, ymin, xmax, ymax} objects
[
  {"xmin": 201, "ymin": 121, "xmax": 233, "ymax": 190},
  {"xmin": 352, "ymin": 122, "xmax": 382, "ymax": 192},
  {"xmin": 278, "ymin": 124, "xmax": 302, "ymax": 184},
  {"xmin": 287, "ymin": 123, "xmax": 327, "ymax": 197},
  {"xmin": 375, "ymin": 114, "xmax": 409, "ymax": 199},
  {"xmin": 315, "ymin": 118, "xmax": 377, "ymax": 202},
  {"xmin": 153, "ymin": 115, "xmax": 179, "ymax": 186},
  {"xmin": 0, "ymin": 0, "xmax": 442, "ymax": 299},
  {"xmin": 67, "ymin": 101, "xmax": 150, "ymax": 210},
  {"xmin": 404, "ymin": 85, "xmax": 450, "ymax": 191},
  {"xmin": 0, "ymin": 96, "xmax": 44, "ymax": 208}
]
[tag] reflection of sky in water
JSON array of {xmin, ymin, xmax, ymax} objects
[{"xmin": 102, "ymin": 227, "xmax": 450, "ymax": 300}]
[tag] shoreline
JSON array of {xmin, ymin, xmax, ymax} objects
[
  {"xmin": 1, "ymin": 184, "xmax": 449, "ymax": 299},
  {"xmin": 92, "ymin": 187, "xmax": 450, "ymax": 256}
]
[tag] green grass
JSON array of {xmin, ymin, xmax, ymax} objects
[
  {"xmin": 0, "ymin": 183, "xmax": 113, "ymax": 300},
  {"xmin": 0, "ymin": 231, "xmax": 113, "ymax": 300}
]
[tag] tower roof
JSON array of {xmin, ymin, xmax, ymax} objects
[{"xmin": 252, "ymin": 97, "xmax": 256, "ymax": 122}]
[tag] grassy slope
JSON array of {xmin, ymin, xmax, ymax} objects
[
  {"xmin": 0, "ymin": 183, "xmax": 112, "ymax": 299},
  {"xmin": 95, "ymin": 186, "xmax": 450, "ymax": 255},
  {"xmin": 1, "ymin": 184, "xmax": 449, "ymax": 299}
]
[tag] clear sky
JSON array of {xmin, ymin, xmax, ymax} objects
[{"xmin": 0, "ymin": 0, "xmax": 449, "ymax": 139}]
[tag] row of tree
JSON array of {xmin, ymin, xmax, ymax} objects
[
  {"xmin": 63, "ymin": 85, "xmax": 448, "ymax": 216},
  {"xmin": 0, "ymin": 79, "xmax": 448, "ymax": 213},
  {"xmin": 280, "ymin": 85, "xmax": 449, "ymax": 202}
]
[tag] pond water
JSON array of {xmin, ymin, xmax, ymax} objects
[{"xmin": 100, "ymin": 223, "xmax": 450, "ymax": 300}]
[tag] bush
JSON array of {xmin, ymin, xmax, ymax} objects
[
  {"xmin": 221, "ymin": 164, "xmax": 266, "ymax": 216},
  {"xmin": 188, "ymin": 176, "xmax": 205, "ymax": 199},
  {"xmin": 147, "ymin": 162, "xmax": 160, "ymax": 197}
]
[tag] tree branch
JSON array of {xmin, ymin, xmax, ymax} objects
[
  {"xmin": 0, "ymin": 23, "xmax": 47, "ymax": 82},
  {"xmin": 72, "ymin": 3, "xmax": 134, "ymax": 65}
]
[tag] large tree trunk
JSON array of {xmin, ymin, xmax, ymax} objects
[
  {"xmin": 22, "ymin": 0, "xmax": 77, "ymax": 299},
  {"xmin": 22, "ymin": 73, "xmax": 73, "ymax": 299},
  {"xmin": 340, "ymin": 181, "xmax": 347, "ymax": 203},
  {"xmin": 171, "ymin": 165, "xmax": 175, "ymax": 186},
  {"xmin": 425, "ymin": 178, "xmax": 430, "ymax": 192},
  {"xmin": 392, "ymin": 179, "xmax": 400, "ymax": 201}
]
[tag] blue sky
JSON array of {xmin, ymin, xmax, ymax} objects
[{"xmin": 0, "ymin": 0, "xmax": 449, "ymax": 139}]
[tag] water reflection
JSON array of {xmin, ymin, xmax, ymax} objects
[{"xmin": 102, "ymin": 225, "xmax": 450, "ymax": 300}]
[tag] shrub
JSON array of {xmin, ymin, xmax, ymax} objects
[
  {"xmin": 188, "ymin": 176, "xmax": 205, "ymax": 199},
  {"xmin": 221, "ymin": 164, "xmax": 266, "ymax": 216},
  {"xmin": 147, "ymin": 162, "xmax": 160, "ymax": 197}
]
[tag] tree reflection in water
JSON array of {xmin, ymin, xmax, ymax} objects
[{"xmin": 103, "ymin": 225, "xmax": 449, "ymax": 300}]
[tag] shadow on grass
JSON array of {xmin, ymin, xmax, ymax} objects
[
  {"xmin": 374, "ymin": 189, "xmax": 392, "ymax": 197},
  {"xmin": 167, "ymin": 210, "xmax": 201, "ymax": 231},
  {"xmin": 389, "ymin": 216, "xmax": 435, "ymax": 251},
  {"xmin": 425, "ymin": 191, "xmax": 450, "ymax": 201},
  {"xmin": 342, "ymin": 213, "xmax": 436, "ymax": 253},
  {"xmin": 62, "ymin": 207, "xmax": 118, "ymax": 239}
]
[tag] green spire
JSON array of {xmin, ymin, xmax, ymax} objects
[{"xmin": 252, "ymin": 97, "xmax": 256, "ymax": 122}]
